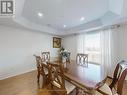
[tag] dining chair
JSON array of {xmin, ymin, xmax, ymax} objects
[
  {"xmin": 49, "ymin": 63, "xmax": 76, "ymax": 95},
  {"xmin": 109, "ymin": 61, "xmax": 123, "ymax": 89},
  {"xmin": 34, "ymin": 55, "xmax": 49, "ymax": 87},
  {"xmin": 41, "ymin": 52, "xmax": 50, "ymax": 63},
  {"xmin": 76, "ymin": 53, "xmax": 88, "ymax": 66},
  {"xmin": 96, "ymin": 61, "xmax": 127, "ymax": 95}
]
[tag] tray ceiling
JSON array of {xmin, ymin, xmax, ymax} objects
[{"xmin": 0, "ymin": 0, "xmax": 127, "ymax": 35}]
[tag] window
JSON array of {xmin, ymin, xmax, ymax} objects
[{"xmin": 77, "ymin": 32, "xmax": 101, "ymax": 64}]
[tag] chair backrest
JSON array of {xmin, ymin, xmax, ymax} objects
[
  {"xmin": 76, "ymin": 53, "xmax": 88, "ymax": 66},
  {"xmin": 34, "ymin": 54, "xmax": 49, "ymax": 76},
  {"xmin": 117, "ymin": 67, "xmax": 127, "ymax": 95},
  {"xmin": 49, "ymin": 63, "xmax": 66, "ymax": 93},
  {"xmin": 34, "ymin": 55, "xmax": 42, "ymax": 68},
  {"xmin": 109, "ymin": 61, "xmax": 125, "ymax": 89},
  {"xmin": 42, "ymin": 52, "xmax": 50, "ymax": 63}
]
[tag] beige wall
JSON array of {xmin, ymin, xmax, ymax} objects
[
  {"xmin": 117, "ymin": 24, "xmax": 127, "ymax": 80},
  {"xmin": 1, "ymin": 24, "xmax": 127, "ymax": 80},
  {"xmin": 118, "ymin": 25, "xmax": 127, "ymax": 60},
  {"xmin": 62, "ymin": 35, "xmax": 78, "ymax": 60},
  {"xmin": 0, "ymin": 25, "xmax": 59, "ymax": 80}
]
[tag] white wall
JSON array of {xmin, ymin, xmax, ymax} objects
[
  {"xmin": 62, "ymin": 35, "xmax": 78, "ymax": 60},
  {"xmin": 118, "ymin": 25, "xmax": 127, "ymax": 60},
  {"xmin": 117, "ymin": 25, "xmax": 127, "ymax": 80},
  {"xmin": 0, "ymin": 25, "xmax": 59, "ymax": 80},
  {"xmin": 63, "ymin": 24, "xmax": 127, "ymax": 78},
  {"xmin": 1, "ymin": 24, "xmax": 127, "ymax": 80}
]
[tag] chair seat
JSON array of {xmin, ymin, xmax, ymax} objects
[
  {"xmin": 52, "ymin": 80, "xmax": 76, "ymax": 94},
  {"xmin": 96, "ymin": 83, "xmax": 112, "ymax": 95},
  {"xmin": 65, "ymin": 80, "xmax": 76, "ymax": 94},
  {"xmin": 112, "ymin": 88, "xmax": 119, "ymax": 95}
]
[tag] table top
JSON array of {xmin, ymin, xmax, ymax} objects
[{"xmin": 56, "ymin": 61, "xmax": 108, "ymax": 90}]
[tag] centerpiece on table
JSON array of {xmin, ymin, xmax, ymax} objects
[{"xmin": 59, "ymin": 47, "xmax": 70, "ymax": 63}]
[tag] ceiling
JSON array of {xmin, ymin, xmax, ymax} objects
[{"xmin": 0, "ymin": 0, "xmax": 127, "ymax": 35}]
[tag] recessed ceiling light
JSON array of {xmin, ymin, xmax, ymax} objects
[
  {"xmin": 80, "ymin": 17, "xmax": 85, "ymax": 21},
  {"xmin": 63, "ymin": 25, "xmax": 66, "ymax": 28},
  {"xmin": 38, "ymin": 12, "xmax": 43, "ymax": 17}
]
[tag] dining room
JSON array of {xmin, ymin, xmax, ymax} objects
[{"xmin": 0, "ymin": 0, "xmax": 127, "ymax": 95}]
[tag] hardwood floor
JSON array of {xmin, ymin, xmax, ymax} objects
[
  {"xmin": 0, "ymin": 71, "xmax": 127, "ymax": 95},
  {"xmin": 0, "ymin": 71, "xmax": 51, "ymax": 95}
]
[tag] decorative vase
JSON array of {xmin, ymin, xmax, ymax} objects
[
  {"xmin": 62, "ymin": 57, "xmax": 66, "ymax": 63},
  {"xmin": 62, "ymin": 57, "xmax": 67, "ymax": 69}
]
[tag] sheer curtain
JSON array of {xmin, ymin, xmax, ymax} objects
[
  {"xmin": 77, "ymin": 28, "xmax": 119, "ymax": 76},
  {"xmin": 77, "ymin": 32, "xmax": 101, "ymax": 64},
  {"xmin": 77, "ymin": 34, "xmax": 86, "ymax": 53},
  {"xmin": 100, "ymin": 29, "xmax": 112, "ymax": 75},
  {"xmin": 100, "ymin": 28, "xmax": 120, "ymax": 76}
]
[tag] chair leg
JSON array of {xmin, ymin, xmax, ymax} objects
[
  {"xmin": 46, "ymin": 74, "xmax": 50, "ymax": 85},
  {"xmin": 51, "ymin": 83, "xmax": 53, "ymax": 89},
  {"xmin": 37, "ymin": 71, "xmax": 40, "ymax": 83},
  {"xmin": 42, "ymin": 76, "xmax": 46, "ymax": 88},
  {"xmin": 76, "ymin": 87, "xmax": 79, "ymax": 95}
]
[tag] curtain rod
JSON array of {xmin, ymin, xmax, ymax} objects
[
  {"xmin": 102, "ymin": 24, "xmax": 120, "ymax": 30},
  {"xmin": 63, "ymin": 24, "xmax": 120, "ymax": 37},
  {"xmin": 75, "ymin": 24, "xmax": 120, "ymax": 35}
]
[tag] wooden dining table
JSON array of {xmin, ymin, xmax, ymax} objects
[{"xmin": 52, "ymin": 60, "xmax": 108, "ymax": 94}]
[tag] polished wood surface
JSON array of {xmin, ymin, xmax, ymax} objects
[
  {"xmin": 65, "ymin": 61, "xmax": 107, "ymax": 89},
  {"xmin": 0, "ymin": 71, "xmax": 127, "ymax": 95},
  {"xmin": 53, "ymin": 61, "xmax": 107, "ymax": 91}
]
